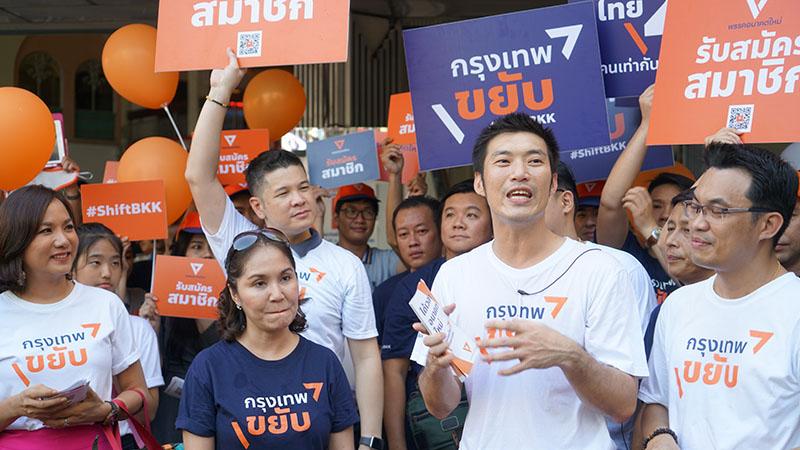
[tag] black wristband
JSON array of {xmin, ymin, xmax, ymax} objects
[{"xmin": 643, "ymin": 427, "xmax": 677, "ymax": 449}]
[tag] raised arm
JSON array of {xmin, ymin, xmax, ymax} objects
[
  {"xmin": 597, "ymin": 84, "xmax": 655, "ymax": 248},
  {"xmin": 381, "ymin": 139, "xmax": 404, "ymax": 250},
  {"xmin": 185, "ymin": 49, "xmax": 246, "ymax": 235}
]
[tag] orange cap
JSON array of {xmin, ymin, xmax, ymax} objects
[
  {"xmin": 224, "ymin": 183, "xmax": 249, "ymax": 197},
  {"xmin": 178, "ymin": 211, "xmax": 202, "ymax": 234},
  {"xmin": 333, "ymin": 183, "xmax": 377, "ymax": 210}
]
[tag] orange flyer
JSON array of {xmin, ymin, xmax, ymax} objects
[
  {"xmin": 155, "ymin": 0, "xmax": 351, "ymax": 71},
  {"xmin": 81, "ymin": 180, "xmax": 168, "ymax": 241},
  {"xmin": 218, "ymin": 129, "xmax": 270, "ymax": 185},
  {"xmin": 648, "ymin": 0, "xmax": 800, "ymax": 145},
  {"xmin": 152, "ymin": 255, "xmax": 227, "ymax": 320},
  {"xmin": 103, "ymin": 161, "xmax": 119, "ymax": 184}
]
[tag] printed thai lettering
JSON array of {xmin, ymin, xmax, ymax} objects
[
  {"xmin": 26, "ymin": 354, "xmax": 45, "ymax": 373},
  {"xmin": 695, "ymin": 30, "xmax": 800, "ymax": 65},
  {"xmin": 399, "ymin": 124, "xmax": 415, "ymax": 134},
  {"xmin": 325, "ymin": 155, "xmax": 357, "ymax": 167},
  {"xmin": 267, "ymin": 407, "xmax": 291, "ymax": 434},
  {"xmin": 191, "ymin": 0, "xmax": 313, "ymax": 27},
  {"xmin": 449, "ymin": 45, "xmax": 552, "ymax": 81},
  {"xmin": 685, "ymin": 337, "xmax": 747, "ymax": 356},
  {"xmin": 685, "ymin": 62, "xmax": 799, "ymax": 99},
  {"xmin": 601, "ymin": 56, "xmax": 659, "ymax": 75},
  {"xmin": 167, "ymin": 292, "xmax": 219, "ymax": 307},
  {"xmin": 68, "ymin": 348, "xmax": 88, "ymax": 366},
  {"xmin": 681, "ymin": 355, "xmax": 739, "ymax": 389},
  {"xmin": 597, "ymin": 0, "xmax": 643, "ymax": 22},
  {"xmin": 320, "ymin": 162, "xmax": 365, "ymax": 180},
  {"xmin": 247, "ymin": 415, "xmax": 267, "ymax": 435},
  {"xmin": 175, "ymin": 281, "xmax": 214, "ymax": 293},
  {"xmin": 485, "ymin": 305, "xmax": 546, "ymax": 320},
  {"xmin": 21, "ymin": 332, "xmax": 86, "ymax": 351}
]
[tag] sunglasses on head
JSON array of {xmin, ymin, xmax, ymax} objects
[{"xmin": 225, "ymin": 228, "xmax": 290, "ymax": 271}]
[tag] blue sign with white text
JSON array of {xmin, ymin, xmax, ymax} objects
[
  {"xmin": 403, "ymin": 2, "xmax": 611, "ymax": 172},
  {"xmin": 571, "ymin": 0, "xmax": 667, "ymax": 97},
  {"xmin": 307, "ymin": 131, "xmax": 380, "ymax": 189},
  {"xmin": 563, "ymin": 97, "xmax": 674, "ymax": 183}
]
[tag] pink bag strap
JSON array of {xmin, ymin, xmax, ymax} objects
[{"xmin": 102, "ymin": 389, "xmax": 161, "ymax": 450}]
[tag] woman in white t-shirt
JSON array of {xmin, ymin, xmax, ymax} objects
[
  {"xmin": 73, "ymin": 222, "xmax": 165, "ymax": 450},
  {"xmin": 0, "ymin": 185, "xmax": 149, "ymax": 450}
]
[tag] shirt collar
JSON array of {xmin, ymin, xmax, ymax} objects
[{"xmin": 290, "ymin": 228, "xmax": 323, "ymax": 258}]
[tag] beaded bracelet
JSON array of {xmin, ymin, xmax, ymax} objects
[
  {"xmin": 643, "ymin": 427, "xmax": 678, "ymax": 449},
  {"xmin": 205, "ymin": 96, "xmax": 229, "ymax": 108}
]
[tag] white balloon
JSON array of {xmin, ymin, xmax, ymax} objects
[{"xmin": 781, "ymin": 143, "xmax": 800, "ymax": 170}]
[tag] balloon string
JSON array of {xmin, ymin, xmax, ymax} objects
[{"xmin": 163, "ymin": 105, "xmax": 187, "ymax": 150}]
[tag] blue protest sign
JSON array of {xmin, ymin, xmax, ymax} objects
[
  {"xmin": 403, "ymin": 2, "xmax": 611, "ymax": 172},
  {"xmin": 307, "ymin": 131, "xmax": 380, "ymax": 189},
  {"xmin": 572, "ymin": 0, "xmax": 667, "ymax": 98},
  {"xmin": 562, "ymin": 97, "xmax": 673, "ymax": 183}
]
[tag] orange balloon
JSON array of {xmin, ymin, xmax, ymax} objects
[
  {"xmin": 102, "ymin": 24, "xmax": 179, "ymax": 109},
  {"xmin": 117, "ymin": 137, "xmax": 192, "ymax": 224},
  {"xmin": 0, "ymin": 87, "xmax": 55, "ymax": 190},
  {"xmin": 243, "ymin": 69, "xmax": 306, "ymax": 139}
]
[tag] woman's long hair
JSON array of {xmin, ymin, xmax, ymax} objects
[{"xmin": 0, "ymin": 185, "xmax": 76, "ymax": 293}]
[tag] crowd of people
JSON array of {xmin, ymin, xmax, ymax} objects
[{"xmin": 1, "ymin": 50, "xmax": 799, "ymax": 450}]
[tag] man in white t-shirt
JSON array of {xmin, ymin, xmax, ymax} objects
[
  {"xmin": 184, "ymin": 51, "xmax": 384, "ymax": 450},
  {"xmin": 411, "ymin": 112, "xmax": 648, "ymax": 449},
  {"xmin": 639, "ymin": 143, "xmax": 800, "ymax": 450}
]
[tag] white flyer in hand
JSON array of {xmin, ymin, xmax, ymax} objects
[
  {"xmin": 51, "ymin": 379, "xmax": 90, "ymax": 404},
  {"xmin": 408, "ymin": 280, "xmax": 477, "ymax": 380}
]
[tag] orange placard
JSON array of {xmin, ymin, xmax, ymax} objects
[
  {"xmin": 387, "ymin": 92, "xmax": 416, "ymax": 146},
  {"xmin": 152, "ymin": 255, "xmax": 227, "ymax": 320},
  {"xmin": 647, "ymin": 0, "xmax": 800, "ymax": 145},
  {"xmin": 103, "ymin": 161, "xmax": 119, "ymax": 184},
  {"xmin": 218, "ymin": 129, "xmax": 270, "ymax": 185},
  {"xmin": 81, "ymin": 180, "xmax": 168, "ymax": 241},
  {"xmin": 155, "ymin": 0, "xmax": 351, "ymax": 72}
]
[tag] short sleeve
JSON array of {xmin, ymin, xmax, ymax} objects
[
  {"xmin": 110, "ymin": 296, "xmax": 140, "ymax": 376},
  {"xmin": 584, "ymin": 265, "xmax": 649, "ymax": 377},
  {"xmin": 176, "ymin": 352, "xmax": 217, "ymax": 437},
  {"xmin": 326, "ymin": 351, "xmax": 359, "ymax": 433},
  {"xmin": 639, "ymin": 304, "xmax": 670, "ymax": 406},
  {"xmin": 341, "ymin": 255, "xmax": 378, "ymax": 340},
  {"xmin": 381, "ymin": 281, "xmax": 419, "ymax": 360},
  {"xmin": 201, "ymin": 196, "xmax": 259, "ymax": 272},
  {"xmin": 130, "ymin": 317, "xmax": 164, "ymax": 388},
  {"xmin": 629, "ymin": 262, "xmax": 658, "ymax": 334}
]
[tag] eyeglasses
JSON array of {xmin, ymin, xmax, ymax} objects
[
  {"xmin": 682, "ymin": 200, "xmax": 773, "ymax": 222},
  {"xmin": 340, "ymin": 207, "xmax": 376, "ymax": 220},
  {"xmin": 225, "ymin": 228, "xmax": 289, "ymax": 271}
]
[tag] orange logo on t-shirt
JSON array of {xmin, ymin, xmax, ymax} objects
[
  {"xmin": 749, "ymin": 329, "xmax": 773, "ymax": 354},
  {"xmin": 544, "ymin": 296, "xmax": 568, "ymax": 319}
]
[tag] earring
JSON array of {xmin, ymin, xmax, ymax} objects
[{"xmin": 235, "ymin": 303, "xmax": 242, "ymax": 310}]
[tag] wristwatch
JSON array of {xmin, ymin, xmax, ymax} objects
[
  {"xmin": 102, "ymin": 400, "xmax": 120, "ymax": 426},
  {"xmin": 359, "ymin": 436, "xmax": 384, "ymax": 450},
  {"xmin": 646, "ymin": 226, "xmax": 662, "ymax": 247}
]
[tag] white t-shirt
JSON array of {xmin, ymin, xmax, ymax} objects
[
  {"xmin": 411, "ymin": 238, "xmax": 648, "ymax": 450},
  {"xmin": 584, "ymin": 242, "xmax": 658, "ymax": 335},
  {"xmin": 0, "ymin": 283, "xmax": 140, "ymax": 431},
  {"xmin": 639, "ymin": 273, "xmax": 800, "ymax": 449},
  {"xmin": 119, "ymin": 315, "xmax": 164, "ymax": 437},
  {"xmin": 203, "ymin": 197, "xmax": 378, "ymax": 364}
]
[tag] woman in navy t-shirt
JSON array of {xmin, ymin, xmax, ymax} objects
[{"xmin": 177, "ymin": 229, "xmax": 358, "ymax": 450}]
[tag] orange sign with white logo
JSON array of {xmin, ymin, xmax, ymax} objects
[
  {"xmin": 152, "ymin": 255, "xmax": 228, "ymax": 320},
  {"xmin": 218, "ymin": 129, "xmax": 270, "ymax": 185},
  {"xmin": 103, "ymin": 161, "xmax": 119, "ymax": 184},
  {"xmin": 647, "ymin": 0, "xmax": 800, "ymax": 145},
  {"xmin": 155, "ymin": 0, "xmax": 351, "ymax": 72},
  {"xmin": 81, "ymin": 180, "xmax": 168, "ymax": 240}
]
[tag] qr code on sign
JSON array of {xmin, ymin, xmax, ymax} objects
[
  {"xmin": 726, "ymin": 104, "xmax": 754, "ymax": 133},
  {"xmin": 237, "ymin": 31, "xmax": 262, "ymax": 58}
]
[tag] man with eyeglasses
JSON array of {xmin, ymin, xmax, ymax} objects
[
  {"xmin": 639, "ymin": 143, "xmax": 800, "ymax": 450},
  {"xmin": 333, "ymin": 184, "xmax": 402, "ymax": 290}
]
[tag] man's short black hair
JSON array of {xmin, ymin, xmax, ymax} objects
[
  {"xmin": 472, "ymin": 112, "xmax": 560, "ymax": 176},
  {"xmin": 245, "ymin": 149, "xmax": 305, "ymax": 197},
  {"xmin": 648, "ymin": 172, "xmax": 695, "ymax": 194},
  {"xmin": 670, "ymin": 189, "xmax": 695, "ymax": 207},
  {"xmin": 554, "ymin": 162, "xmax": 579, "ymax": 217},
  {"xmin": 703, "ymin": 142, "xmax": 798, "ymax": 245},
  {"xmin": 437, "ymin": 179, "xmax": 478, "ymax": 228},
  {"xmin": 391, "ymin": 195, "xmax": 441, "ymax": 232}
]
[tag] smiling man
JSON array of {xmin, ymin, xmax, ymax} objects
[
  {"xmin": 411, "ymin": 113, "xmax": 647, "ymax": 449},
  {"xmin": 639, "ymin": 143, "xmax": 800, "ymax": 450}
]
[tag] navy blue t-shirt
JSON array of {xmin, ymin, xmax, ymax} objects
[
  {"xmin": 643, "ymin": 303, "xmax": 663, "ymax": 361},
  {"xmin": 622, "ymin": 231, "xmax": 678, "ymax": 303},
  {"xmin": 372, "ymin": 270, "xmax": 409, "ymax": 346},
  {"xmin": 177, "ymin": 337, "xmax": 358, "ymax": 450},
  {"xmin": 381, "ymin": 258, "xmax": 446, "ymax": 362}
]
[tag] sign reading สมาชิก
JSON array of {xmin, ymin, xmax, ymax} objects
[
  {"xmin": 564, "ymin": 98, "xmax": 674, "ymax": 183},
  {"xmin": 647, "ymin": 0, "xmax": 800, "ymax": 144},
  {"xmin": 571, "ymin": 0, "xmax": 667, "ymax": 97},
  {"xmin": 81, "ymin": 180, "xmax": 168, "ymax": 241},
  {"xmin": 218, "ymin": 129, "xmax": 270, "ymax": 185},
  {"xmin": 155, "ymin": 0, "xmax": 350, "ymax": 71},
  {"xmin": 152, "ymin": 255, "xmax": 228, "ymax": 320},
  {"xmin": 403, "ymin": 2, "xmax": 610, "ymax": 171},
  {"xmin": 307, "ymin": 130, "xmax": 381, "ymax": 189}
]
